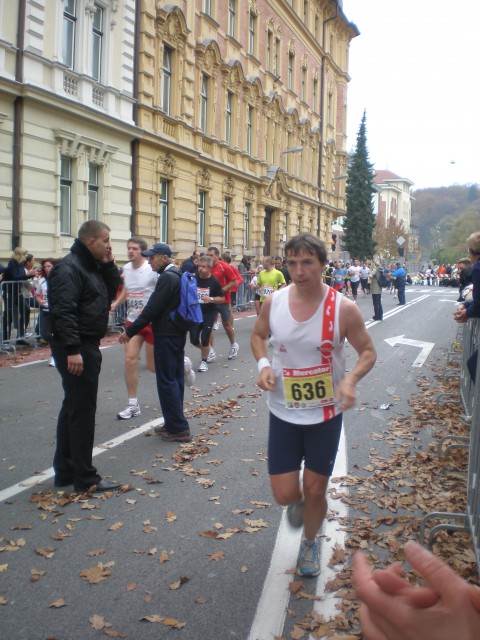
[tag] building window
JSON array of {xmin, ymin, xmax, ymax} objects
[
  {"xmin": 273, "ymin": 38, "xmax": 280, "ymax": 76},
  {"xmin": 248, "ymin": 12, "xmax": 256, "ymax": 55},
  {"xmin": 198, "ymin": 191, "xmax": 206, "ymax": 246},
  {"xmin": 266, "ymin": 30, "xmax": 272, "ymax": 72},
  {"xmin": 315, "ymin": 14, "xmax": 319, "ymax": 40},
  {"xmin": 225, "ymin": 91, "xmax": 232, "ymax": 145},
  {"xmin": 301, "ymin": 67, "xmax": 306, "ymax": 101},
  {"xmin": 202, "ymin": 0, "xmax": 211, "ymax": 16},
  {"xmin": 244, "ymin": 202, "xmax": 250, "ymax": 249},
  {"xmin": 161, "ymin": 46, "xmax": 172, "ymax": 115},
  {"xmin": 91, "ymin": 3, "xmax": 103, "ymax": 81},
  {"xmin": 288, "ymin": 53, "xmax": 295, "ymax": 90},
  {"xmin": 303, "ymin": 0, "xmax": 308, "ymax": 23},
  {"xmin": 200, "ymin": 74, "xmax": 208, "ymax": 133},
  {"xmin": 246, "ymin": 105, "xmax": 253, "ymax": 155},
  {"xmin": 159, "ymin": 179, "xmax": 169, "ymax": 243},
  {"xmin": 60, "ymin": 156, "xmax": 72, "ymax": 235},
  {"xmin": 313, "ymin": 77, "xmax": 318, "ymax": 112},
  {"xmin": 228, "ymin": 0, "xmax": 235, "ymax": 37},
  {"xmin": 62, "ymin": 0, "xmax": 76, "ymax": 69},
  {"xmin": 88, "ymin": 163, "xmax": 99, "ymax": 219},
  {"xmin": 224, "ymin": 197, "xmax": 231, "ymax": 248},
  {"xmin": 327, "ymin": 92, "xmax": 333, "ymax": 124}
]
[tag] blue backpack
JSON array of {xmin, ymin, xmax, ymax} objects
[{"xmin": 170, "ymin": 271, "xmax": 203, "ymax": 330}]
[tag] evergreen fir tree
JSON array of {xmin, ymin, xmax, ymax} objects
[{"xmin": 343, "ymin": 111, "xmax": 377, "ymax": 261}]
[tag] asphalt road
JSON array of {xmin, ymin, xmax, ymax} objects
[{"xmin": 0, "ymin": 284, "xmax": 460, "ymax": 640}]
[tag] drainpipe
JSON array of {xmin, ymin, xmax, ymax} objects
[
  {"xmin": 12, "ymin": 0, "xmax": 26, "ymax": 249},
  {"xmin": 317, "ymin": 1, "xmax": 338, "ymax": 204},
  {"xmin": 130, "ymin": 0, "xmax": 142, "ymax": 235}
]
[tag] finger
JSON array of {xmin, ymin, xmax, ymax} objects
[
  {"xmin": 358, "ymin": 604, "xmax": 390, "ymax": 640},
  {"xmin": 373, "ymin": 571, "xmax": 439, "ymax": 608},
  {"xmin": 469, "ymin": 585, "xmax": 480, "ymax": 614},
  {"xmin": 404, "ymin": 541, "xmax": 460, "ymax": 597}
]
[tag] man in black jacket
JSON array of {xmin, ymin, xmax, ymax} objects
[
  {"xmin": 48, "ymin": 220, "xmax": 122, "ymax": 492},
  {"xmin": 119, "ymin": 243, "xmax": 192, "ymax": 442}
]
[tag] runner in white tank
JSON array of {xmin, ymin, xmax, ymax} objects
[
  {"xmin": 111, "ymin": 237, "xmax": 158, "ymax": 419},
  {"xmin": 251, "ymin": 233, "xmax": 376, "ymax": 577}
]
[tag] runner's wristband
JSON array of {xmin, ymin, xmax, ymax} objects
[{"xmin": 257, "ymin": 357, "xmax": 271, "ymax": 372}]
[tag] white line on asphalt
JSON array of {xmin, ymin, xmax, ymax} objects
[
  {"xmin": 10, "ymin": 344, "xmax": 114, "ymax": 368},
  {"xmin": 0, "ymin": 417, "xmax": 164, "ymax": 503}
]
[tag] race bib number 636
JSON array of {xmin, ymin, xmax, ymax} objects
[{"xmin": 282, "ymin": 364, "xmax": 335, "ymax": 409}]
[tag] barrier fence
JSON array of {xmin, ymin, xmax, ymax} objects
[
  {"xmin": 420, "ymin": 318, "xmax": 480, "ymax": 574},
  {"xmin": 1, "ymin": 280, "xmax": 44, "ymax": 353}
]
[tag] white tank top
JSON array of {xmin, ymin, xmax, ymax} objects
[
  {"xmin": 123, "ymin": 261, "xmax": 158, "ymax": 322},
  {"xmin": 268, "ymin": 286, "xmax": 345, "ymax": 425}
]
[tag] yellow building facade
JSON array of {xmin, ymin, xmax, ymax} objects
[{"xmin": 134, "ymin": 0, "xmax": 358, "ymax": 260}]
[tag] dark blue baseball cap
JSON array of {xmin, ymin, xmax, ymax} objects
[{"xmin": 141, "ymin": 243, "xmax": 172, "ymax": 257}]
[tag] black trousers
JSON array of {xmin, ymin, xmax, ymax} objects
[
  {"xmin": 153, "ymin": 334, "xmax": 190, "ymax": 434},
  {"xmin": 372, "ymin": 294, "xmax": 383, "ymax": 320},
  {"xmin": 51, "ymin": 341, "xmax": 102, "ymax": 489}
]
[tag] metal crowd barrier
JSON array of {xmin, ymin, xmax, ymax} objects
[
  {"xmin": 234, "ymin": 273, "xmax": 256, "ymax": 312},
  {"xmin": 0, "ymin": 280, "xmax": 45, "ymax": 353},
  {"xmin": 420, "ymin": 318, "xmax": 480, "ymax": 574}
]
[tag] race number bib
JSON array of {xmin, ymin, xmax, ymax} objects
[
  {"xmin": 127, "ymin": 291, "xmax": 144, "ymax": 319},
  {"xmin": 260, "ymin": 286, "xmax": 274, "ymax": 297},
  {"xmin": 197, "ymin": 287, "xmax": 210, "ymax": 303},
  {"xmin": 282, "ymin": 364, "xmax": 335, "ymax": 409}
]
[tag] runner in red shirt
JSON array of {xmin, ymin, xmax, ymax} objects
[{"xmin": 206, "ymin": 246, "xmax": 239, "ymax": 360}]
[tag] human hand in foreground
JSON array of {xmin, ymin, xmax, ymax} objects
[
  {"xmin": 453, "ymin": 305, "xmax": 468, "ymax": 323},
  {"xmin": 119, "ymin": 332, "xmax": 130, "ymax": 345},
  {"xmin": 352, "ymin": 540, "xmax": 480, "ymax": 640},
  {"xmin": 256, "ymin": 366, "xmax": 276, "ymax": 392},
  {"xmin": 67, "ymin": 354, "xmax": 83, "ymax": 376}
]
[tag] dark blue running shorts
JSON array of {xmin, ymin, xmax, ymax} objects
[{"xmin": 268, "ymin": 411, "xmax": 343, "ymax": 477}]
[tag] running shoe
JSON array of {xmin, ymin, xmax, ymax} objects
[
  {"xmin": 297, "ymin": 538, "xmax": 321, "ymax": 577},
  {"xmin": 228, "ymin": 342, "xmax": 239, "ymax": 359},
  {"xmin": 213, "ymin": 322, "xmax": 219, "ymax": 331},
  {"xmin": 184, "ymin": 356, "xmax": 196, "ymax": 386},
  {"xmin": 286, "ymin": 500, "xmax": 305, "ymax": 528},
  {"xmin": 198, "ymin": 360, "xmax": 208, "ymax": 372},
  {"xmin": 207, "ymin": 348, "xmax": 216, "ymax": 362},
  {"xmin": 117, "ymin": 404, "xmax": 141, "ymax": 420},
  {"xmin": 48, "ymin": 357, "xmax": 55, "ymax": 367}
]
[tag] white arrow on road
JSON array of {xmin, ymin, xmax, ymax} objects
[{"xmin": 384, "ymin": 335, "xmax": 435, "ymax": 367}]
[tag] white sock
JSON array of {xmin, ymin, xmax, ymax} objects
[{"xmin": 128, "ymin": 398, "xmax": 138, "ymax": 406}]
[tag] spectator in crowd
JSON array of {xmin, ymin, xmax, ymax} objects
[
  {"xmin": 191, "ymin": 256, "xmax": 225, "ymax": 372},
  {"xmin": 237, "ymin": 256, "xmax": 251, "ymax": 307},
  {"xmin": 22, "ymin": 253, "xmax": 38, "ymax": 336},
  {"xmin": 2, "ymin": 247, "xmax": 38, "ymax": 347},
  {"xmin": 49, "ymin": 221, "xmax": 122, "ymax": 492},
  {"xmin": 35, "ymin": 258, "xmax": 57, "ymax": 366},
  {"xmin": 181, "ymin": 251, "xmax": 199, "ymax": 274},
  {"xmin": 324, "ymin": 261, "xmax": 334, "ymax": 288},
  {"xmin": 353, "ymin": 540, "xmax": 480, "ymax": 640},
  {"xmin": 454, "ymin": 232, "xmax": 480, "ymax": 323},
  {"xmin": 390, "ymin": 262, "xmax": 406, "ymax": 305},
  {"xmin": 119, "ymin": 242, "xmax": 194, "ymax": 443},
  {"xmin": 456, "ymin": 257, "xmax": 473, "ymax": 301},
  {"xmin": 370, "ymin": 262, "xmax": 385, "ymax": 321}
]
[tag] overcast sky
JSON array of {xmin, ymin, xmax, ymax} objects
[{"xmin": 341, "ymin": 0, "xmax": 480, "ymax": 190}]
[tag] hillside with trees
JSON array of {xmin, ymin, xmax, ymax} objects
[{"xmin": 412, "ymin": 184, "xmax": 480, "ymax": 262}]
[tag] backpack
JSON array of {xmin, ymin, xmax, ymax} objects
[
  {"xmin": 377, "ymin": 270, "xmax": 388, "ymax": 288},
  {"xmin": 170, "ymin": 271, "xmax": 203, "ymax": 330}
]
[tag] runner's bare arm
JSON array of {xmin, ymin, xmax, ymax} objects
[
  {"xmin": 251, "ymin": 296, "xmax": 276, "ymax": 391},
  {"xmin": 337, "ymin": 300, "xmax": 376, "ymax": 410}
]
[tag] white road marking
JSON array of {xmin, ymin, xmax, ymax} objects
[
  {"xmin": 10, "ymin": 344, "xmax": 113, "ymax": 368},
  {"xmin": 0, "ymin": 417, "xmax": 164, "ymax": 502},
  {"xmin": 384, "ymin": 335, "xmax": 435, "ymax": 367}
]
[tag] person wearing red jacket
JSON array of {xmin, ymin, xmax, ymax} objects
[{"xmin": 206, "ymin": 247, "xmax": 239, "ymax": 361}]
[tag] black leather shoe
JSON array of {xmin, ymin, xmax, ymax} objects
[
  {"xmin": 54, "ymin": 477, "xmax": 73, "ymax": 488},
  {"xmin": 73, "ymin": 479, "xmax": 122, "ymax": 493}
]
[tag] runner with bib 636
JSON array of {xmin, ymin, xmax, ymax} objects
[{"xmin": 251, "ymin": 233, "xmax": 376, "ymax": 577}]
